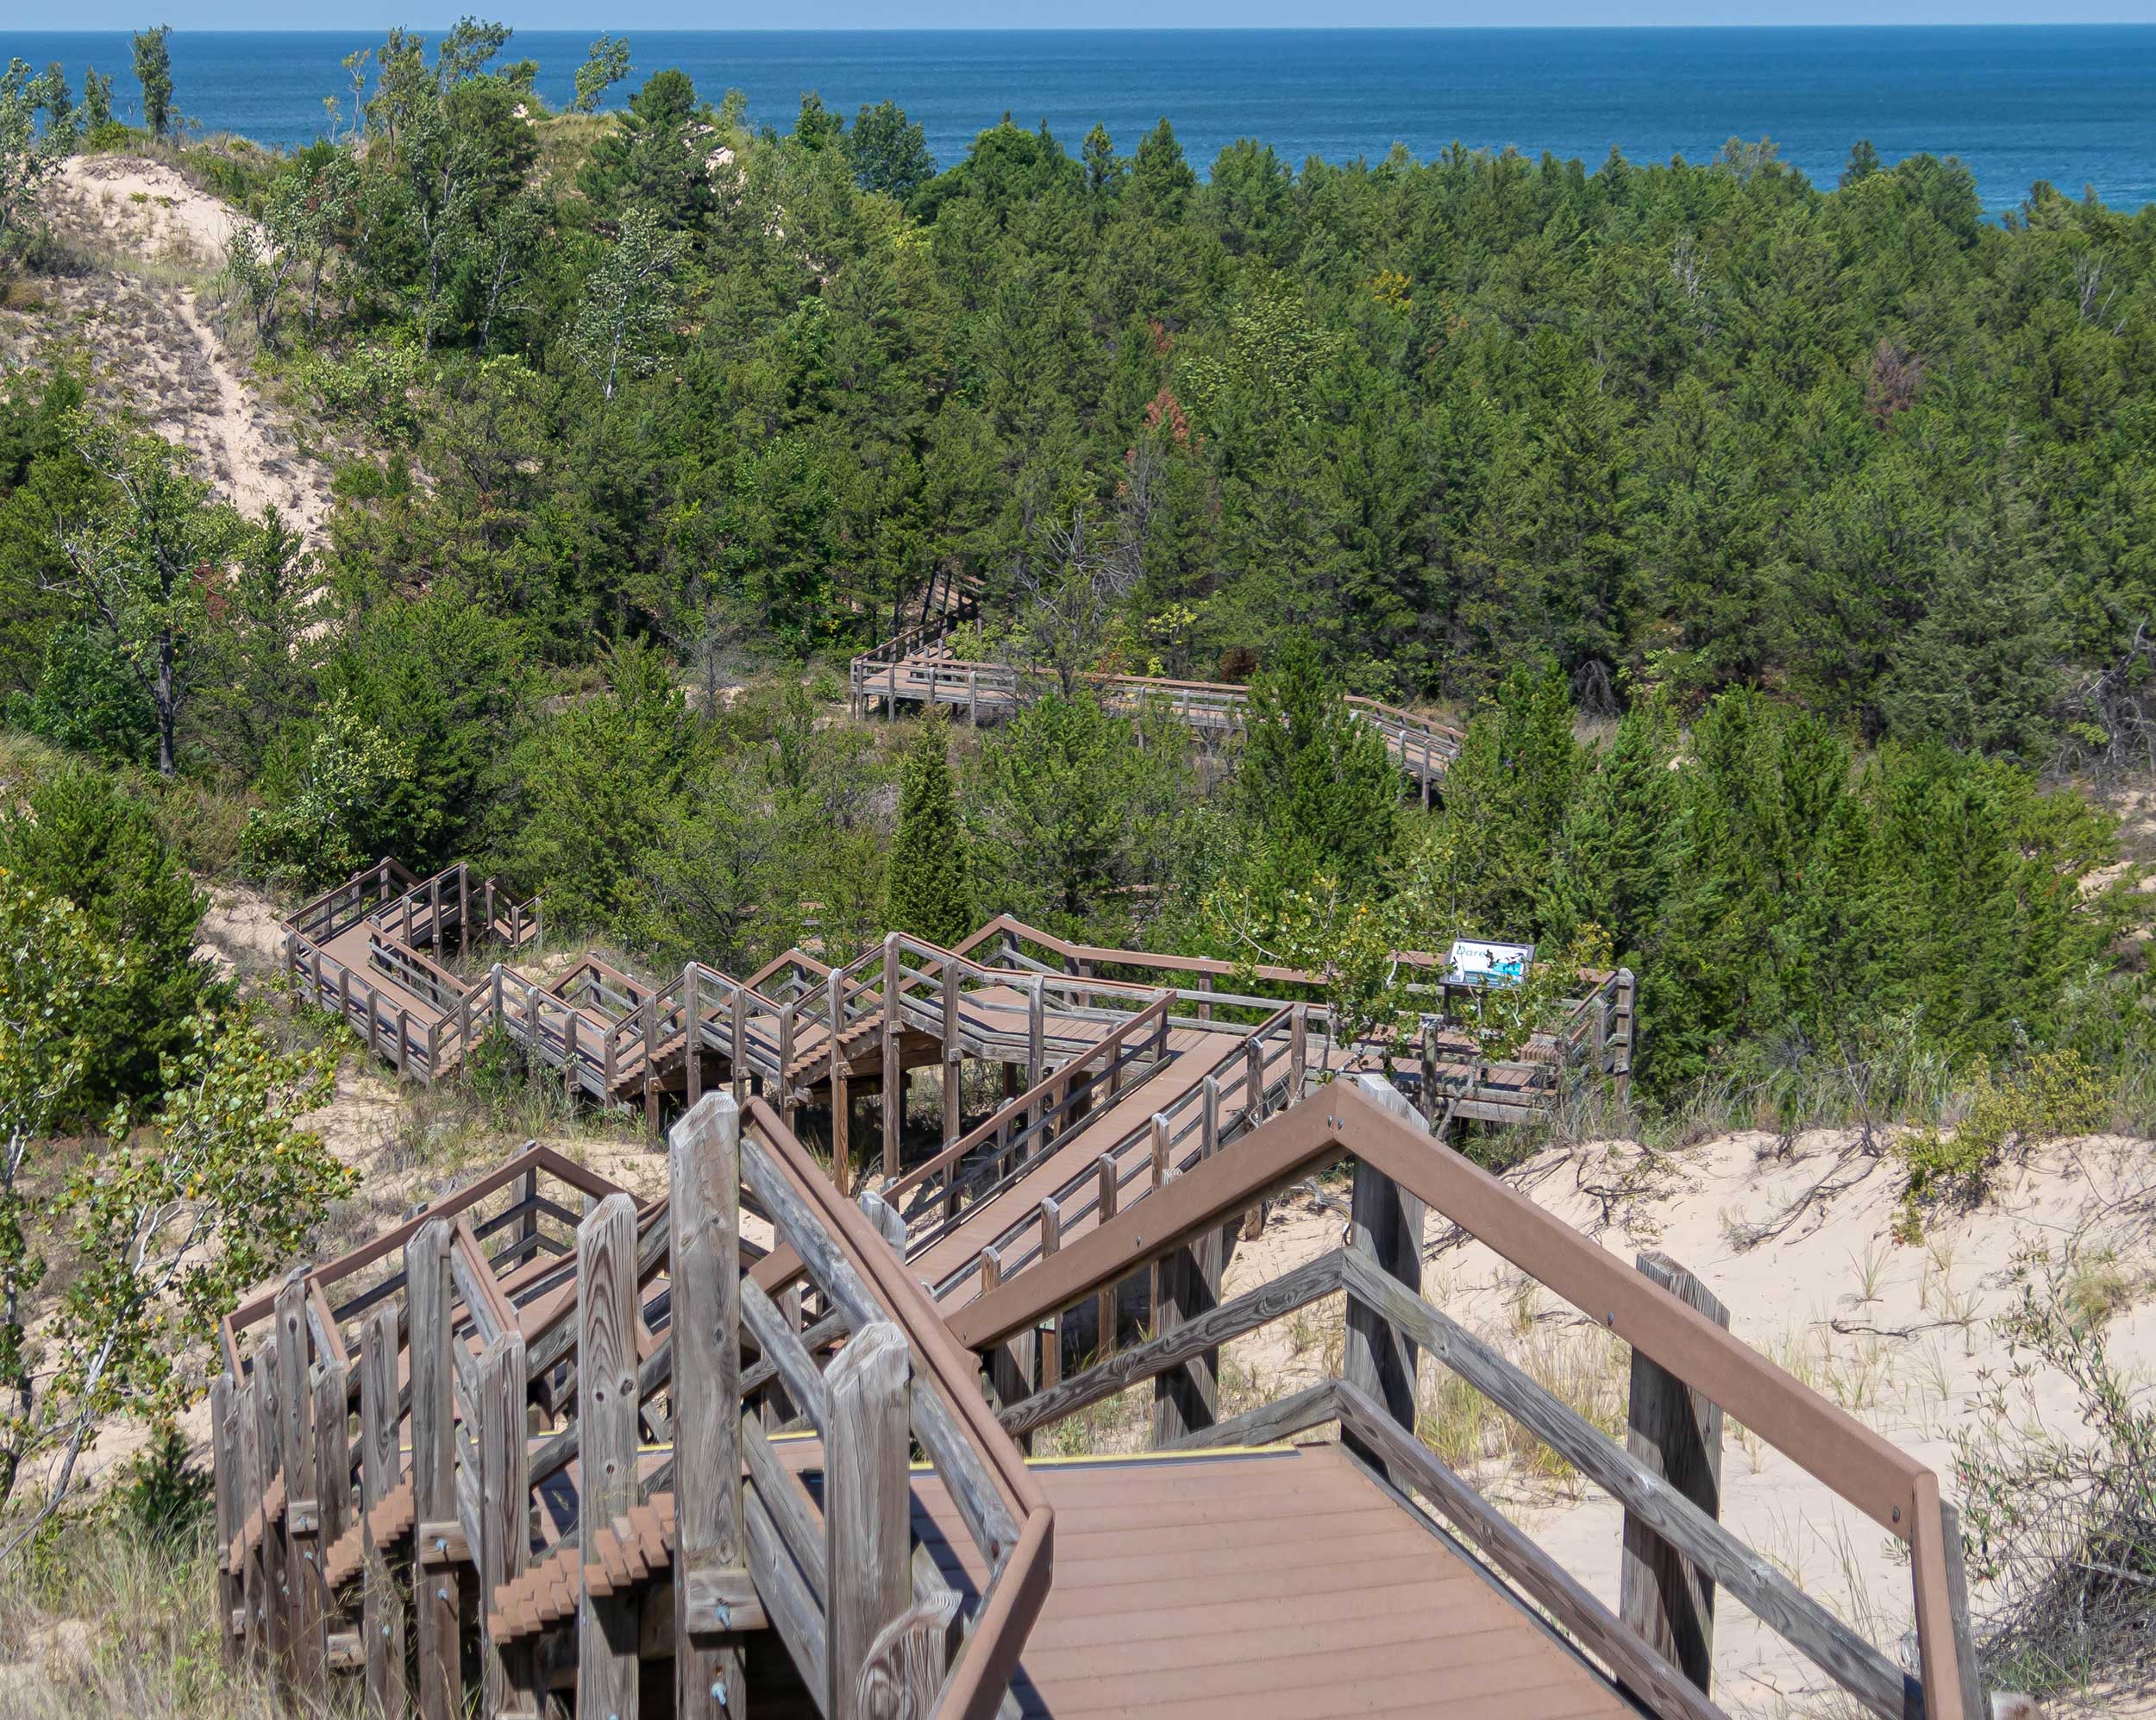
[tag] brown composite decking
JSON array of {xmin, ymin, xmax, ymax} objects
[{"xmin": 766, "ymin": 1438, "xmax": 1638, "ymax": 1720}]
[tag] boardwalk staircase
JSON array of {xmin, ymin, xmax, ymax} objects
[{"xmin": 212, "ymin": 1079, "xmax": 1989, "ymax": 1720}]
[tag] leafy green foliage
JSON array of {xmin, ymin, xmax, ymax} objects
[
  {"xmin": 0, "ymin": 1012, "xmax": 345, "ymax": 1542},
  {"xmin": 129, "ymin": 27, "xmax": 172, "ymax": 141},
  {"xmin": 1231, "ymin": 636, "xmax": 1400, "ymax": 904},
  {"xmin": 0, "ymin": 58, "xmax": 76, "ymax": 253},
  {"xmin": 0, "ymin": 769, "xmax": 220, "ymax": 1110},
  {"xmin": 571, "ymin": 35, "xmax": 631, "ymax": 116},
  {"xmin": 238, "ymin": 694, "xmax": 417, "ymax": 888},
  {"xmin": 849, "ymin": 100, "xmax": 935, "ymax": 201},
  {"xmin": 965, "ymin": 689, "xmax": 1191, "ymax": 938},
  {"xmin": 1894, "ymin": 1048, "xmax": 2115, "ymax": 1227},
  {"xmin": 0, "ymin": 869, "xmax": 119, "ymax": 1512}
]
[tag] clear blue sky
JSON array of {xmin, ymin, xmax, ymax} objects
[{"xmin": 23, "ymin": 4, "xmax": 2156, "ymax": 28}]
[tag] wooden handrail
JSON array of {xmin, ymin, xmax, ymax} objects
[
  {"xmin": 945, "ymin": 1077, "xmax": 1970, "ymax": 1720},
  {"xmin": 886, "ymin": 993, "xmax": 1172, "ymax": 1205},
  {"xmin": 738, "ymin": 1095, "xmax": 1052, "ymax": 1720}
]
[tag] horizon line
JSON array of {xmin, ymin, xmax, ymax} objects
[{"xmin": 17, "ymin": 18, "xmax": 2156, "ymax": 29}]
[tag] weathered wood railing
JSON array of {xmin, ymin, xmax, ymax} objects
[
  {"xmin": 886, "ymin": 990, "xmax": 1175, "ymax": 1231},
  {"xmin": 922, "ymin": 999, "xmax": 1311, "ymax": 1306},
  {"xmin": 722, "ymin": 1093, "xmax": 1053, "ymax": 1718},
  {"xmin": 849, "ymin": 641, "xmax": 1464, "ymax": 793},
  {"xmin": 287, "ymin": 856, "xmax": 419, "ymax": 946},
  {"xmin": 951, "ymin": 1077, "xmax": 1985, "ymax": 1720}
]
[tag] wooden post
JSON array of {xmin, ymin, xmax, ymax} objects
[
  {"xmin": 1151, "ymin": 1093, "xmax": 1219, "ymax": 1447},
  {"xmin": 564, "ymin": 1010, "xmax": 581, "ymax": 1102},
  {"xmin": 237, "ymin": 1373, "xmax": 266, "ymax": 1663},
  {"xmin": 1025, "ymin": 978, "xmax": 1045, "ymax": 1131},
  {"xmin": 643, "ymin": 995, "xmax": 661, "ymax": 1136},
  {"xmin": 275, "ymin": 1273, "xmax": 325, "ymax": 1695},
  {"xmin": 978, "ymin": 1248, "xmax": 1031, "ymax": 1451},
  {"xmin": 1289, "ymin": 1003, "xmax": 1308, "ymax": 1102},
  {"xmin": 1094, "ymin": 1155, "xmax": 1119, "ymax": 1360},
  {"xmin": 458, "ymin": 868, "xmax": 469, "ymax": 951},
  {"xmin": 1614, "ymin": 968, "xmax": 1638, "ymax": 1105},
  {"xmin": 881, "ymin": 934, "xmax": 903, "ymax": 1183},
  {"xmin": 212, "ymin": 1372, "xmax": 242, "ymax": 1667},
  {"xmin": 1420, "ymin": 1020, "xmax": 1440, "ymax": 1127},
  {"xmin": 407, "ymin": 1221, "xmax": 461, "ymax": 1720},
  {"xmin": 429, "ymin": 875, "xmax": 442, "ymax": 951},
  {"xmin": 940, "ymin": 960, "xmax": 962, "ymax": 1146},
  {"xmin": 478, "ymin": 1328, "xmax": 534, "ymax": 1717},
  {"xmin": 360, "ymin": 1307, "xmax": 407, "ymax": 1720},
  {"xmin": 310, "ymin": 1353, "xmax": 351, "ymax": 1679},
  {"xmin": 670, "ymin": 1095, "xmax": 749, "ymax": 1717},
  {"xmin": 256, "ymin": 1339, "xmax": 291, "ymax": 1673},
  {"xmin": 1618, "ymin": 1252, "xmax": 1728, "ymax": 1698},
  {"xmin": 1038, "ymin": 1198, "xmax": 1062, "ymax": 1388},
  {"xmin": 686, "ymin": 964, "xmax": 703, "ymax": 1110},
  {"xmin": 779, "ymin": 1005, "xmax": 798, "ymax": 1133},
  {"xmin": 824, "ymin": 1322, "xmax": 912, "ymax": 1720},
  {"xmin": 730, "ymin": 988, "xmax": 749, "ymax": 1101},
  {"xmin": 577, "ymin": 1195, "xmax": 642, "ymax": 1720},
  {"xmin": 1342, "ymin": 1150, "xmax": 1427, "ymax": 1487},
  {"xmin": 1197, "ymin": 970, "xmax": 1213, "ymax": 1023}
]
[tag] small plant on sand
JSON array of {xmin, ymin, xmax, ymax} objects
[
  {"xmin": 1893, "ymin": 1050, "xmax": 2112, "ymax": 1240},
  {"xmin": 1954, "ymin": 1258, "xmax": 2156, "ymax": 1696}
]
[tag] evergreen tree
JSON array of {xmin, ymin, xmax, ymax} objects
[
  {"xmin": 1433, "ymin": 663, "xmax": 1581, "ymax": 935},
  {"xmin": 885, "ymin": 713, "xmax": 971, "ymax": 946},
  {"xmin": 849, "ymin": 99, "xmax": 934, "ymax": 201},
  {"xmin": 1232, "ymin": 637, "xmax": 1401, "ymax": 901},
  {"xmin": 0, "ymin": 768, "xmax": 221, "ymax": 1109},
  {"xmin": 130, "ymin": 25, "xmax": 172, "ymax": 140}
]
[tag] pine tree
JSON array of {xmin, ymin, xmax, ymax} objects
[
  {"xmin": 1234, "ymin": 635, "xmax": 1400, "ymax": 902},
  {"xmin": 0, "ymin": 767, "xmax": 221, "ymax": 1108},
  {"xmin": 886, "ymin": 713, "xmax": 971, "ymax": 946}
]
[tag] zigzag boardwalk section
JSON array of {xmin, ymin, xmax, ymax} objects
[
  {"xmin": 850, "ymin": 645, "xmax": 1463, "ymax": 803},
  {"xmin": 212, "ymin": 1077, "xmax": 1986, "ymax": 1720}
]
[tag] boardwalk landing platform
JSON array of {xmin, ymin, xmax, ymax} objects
[
  {"xmin": 212, "ymin": 1075, "xmax": 1985, "ymax": 1720},
  {"xmin": 914, "ymin": 1443, "xmax": 1642, "ymax": 1720}
]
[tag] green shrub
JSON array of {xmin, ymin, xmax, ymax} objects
[
  {"xmin": 1894, "ymin": 1049, "xmax": 2114, "ymax": 1234},
  {"xmin": 0, "ymin": 766, "xmax": 222, "ymax": 1110},
  {"xmin": 111, "ymin": 1424, "xmax": 214, "ymax": 1550}
]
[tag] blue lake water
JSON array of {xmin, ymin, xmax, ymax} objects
[{"xmin": 7, "ymin": 27, "xmax": 2155, "ymax": 216}]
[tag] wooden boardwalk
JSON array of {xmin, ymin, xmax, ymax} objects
[
  {"xmin": 849, "ymin": 643, "xmax": 1462, "ymax": 800},
  {"xmin": 210, "ymin": 1076, "xmax": 1984, "ymax": 1720}
]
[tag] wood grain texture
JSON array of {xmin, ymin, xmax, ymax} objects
[
  {"xmin": 405, "ymin": 1221, "xmax": 461, "ymax": 1720},
  {"xmin": 1338, "ymin": 1249, "xmax": 1915, "ymax": 1720},
  {"xmin": 1620, "ymin": 1252, "xmax": 1727, "ymax": 1698},
  {"xmin": 1001, "ymin": 1251, "xmax": 1343, "ymax": 1439},
  {"xmin": 477, "ymin": 1333, "xmax": 535, "ymax": 1717},
  {"xmin": 1334, "ymin": 1381, "xmax": 1727, "ymax": 1720},
  {"xmin": 275, "ymin": 1272, "xmax": 325, "ymax": 1694},
  {"xmin": 856, "ymin": 1590, "xmax": 961, "ymax": 1720},
  {"xmin": 669, "ymin": 1095, "xmax": 748, "ymax": 1718},
  {"xmin": 359, "ymin": 1306, "xmax": 406, "ymax": 1720},
  {"xmin": 825, "ymin": 1321, "xmax": 912, "ymax": 1720},
  {"xmin": 577, "ymin": 1193, "xmax": 642, "ymax": 1720},
  {"xmin": 1343, "ymin": 1158, "xmax": 1426, "ymax": 1485},
  {"xmin": 211, "ymin": 1372, "xmax": 241, "ymax": 1666}
]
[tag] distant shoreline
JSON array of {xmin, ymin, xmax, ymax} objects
[{"xmin": 16, "ymin": 24, "xmax": 2154, "ymax": 212}]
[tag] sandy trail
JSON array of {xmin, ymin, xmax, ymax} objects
[{"xmin": 44, "ymin": 155, "xmax": 335, "ymax": 551}]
